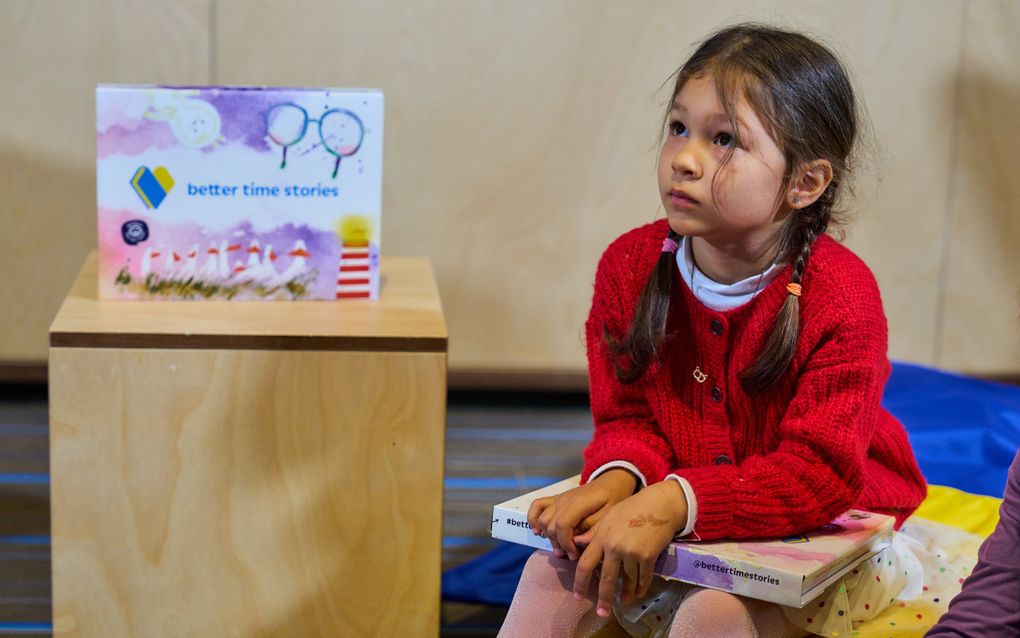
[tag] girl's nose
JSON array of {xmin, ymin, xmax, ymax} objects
[{"xmin": 671, "ymin": 144, "xmax": 703, "ymax": 179}]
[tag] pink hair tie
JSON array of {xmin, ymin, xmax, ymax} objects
[{"xmin": 661, "ymin": 237, "xmax": 679, "ymax": 254}]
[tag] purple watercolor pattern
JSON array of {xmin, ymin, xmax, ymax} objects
[
  {"xmin": 97, "ymin": 120, "xmax": 178, "ymax": 159},
  {"xmin": 201, "ymin": 90, "xmax": 278, "ymax": 153},
  {"xmin": 97, "ymin": 87, "xmax": 353, "ymax": 156},
  {"xmin": 656, "ymin": 551, "xmax": 737, "ymax": 591}
]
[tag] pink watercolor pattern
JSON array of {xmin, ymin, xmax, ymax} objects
[{"xmin": 99, "ymin": 208, "xmax": 342, "ymax": 300}]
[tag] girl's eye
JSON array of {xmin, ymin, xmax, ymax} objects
[
  {"xmin": 714, "ymin": 132, "xmax": 735, "ymax": 147},
  {"xmin": 669, "ymin": 121, "xmax": 688, "ymax": 137}
]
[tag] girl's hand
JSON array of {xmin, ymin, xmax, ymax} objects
[
  {"xmin": 527, "ymin": 469, "xmax": 637, "ymax": 561},
  {"xmin": 572, "ymin": 480, "xmax": 688, "ymax": 618}
]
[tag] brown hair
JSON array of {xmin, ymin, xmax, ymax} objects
[{"xmin": 606, "ymin": 24, "xmax": 858, "ymax": 392}]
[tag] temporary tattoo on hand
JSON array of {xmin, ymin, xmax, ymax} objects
[{"xmin": 629, "ymin": 513, "xmax": 669, "ymax": 528}]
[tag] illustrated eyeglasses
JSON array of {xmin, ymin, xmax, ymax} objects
[{"xmin": 265, "ymin": 103, "xmax": 365, "ymax": 178}]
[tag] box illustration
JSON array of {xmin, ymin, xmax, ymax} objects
[{"xmin": 96, "ymin": 85, "xmax": 383, "ymax": 300}]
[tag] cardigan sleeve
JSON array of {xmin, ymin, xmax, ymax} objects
[
  {"xmin": 673, "ymin": 271, "xmax": 904, "ymax": 540},
  {"xmin": 924, "ymin": 451, "xmax": 1020, "ymax": 637},
  {"xmin": 581, "ymin": 237, "xmax": 675, "ymax": 485}
]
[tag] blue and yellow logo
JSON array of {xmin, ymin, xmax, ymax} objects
[{"xmin": 130, "ymin": 165, "xmax": 175, "ymax": 209}]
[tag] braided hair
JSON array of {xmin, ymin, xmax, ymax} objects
[
  {"xmin": 740, "ymin": 183, "xmax": 836, "ymax": 392},
  {"xmin": 606, "ymin": 24, "xmax": 859, "ymax": 392},
  {"xmin": 605, "ymin": 227, "xmax": 682, "ymax": 384}
]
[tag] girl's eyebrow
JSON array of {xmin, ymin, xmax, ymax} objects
[{"xmin": 671, "ymin": 104, "xmax": 745, "ymax": 129}]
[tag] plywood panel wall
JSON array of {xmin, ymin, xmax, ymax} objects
[
  {"xmin": 940, "ymin": 0, "xmax": 1020, "ymax": 372},
  {"xmin": 215, "ymin": 0, "xmax": 967, "ymax": 376},
  {"xmin": 0, "ymin": 0, "xmax": 210, "ymax": 361},
  {"xmin": 215, "ymin": 0, "xmax": 674, "ymax": 374},
  {"xmin": 2, "ymin": 0, "xmax": 1018, "ymax": 381}
]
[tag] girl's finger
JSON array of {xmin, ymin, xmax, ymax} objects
[
  {"xmin": 553, "ymin": 518, "xmax": 579, "ymax": 560},
  {"xmin": 573, "ymin": 541, "xmax": 603, "ymax": 601},
  {"xmin": 638, "ymin": 560, "xmax": 655, "ymax": 598},
  {"xmin": 527, "ymin": 496, "xmax": 553, "ymax": 533},
  {"xmin": 546, "ymin": 525, "xmax": 566, "ymax": 558},
  {"xmin": 536, "ymin": 504, "xmax": 559, "ymax": 547},
  {"xmin": 546, "ymin": 512, "xmax": 572, "ymax": 558},
  {"xmin": 572, "ymin": 528, "xmax": 594, "ymax": 548},
  {"xmin": 596, "ymin": 554, "xmax": 621, "ymax": 618},
  {"xmin": 550, "ymin": 499, "xmax": 587, "ymax": 560},
  {"xmin": 620, "ymin": 557, "xmax": 639, "ymax": 605}
]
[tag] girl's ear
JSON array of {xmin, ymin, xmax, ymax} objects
[{"xmin": 787, "ymin": 160, "xmax": 833, "ymax": 209}]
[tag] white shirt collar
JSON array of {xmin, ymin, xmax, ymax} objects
[{"xmin": 676, "ymin": 236, "xmax": 782, "ymax": 312}]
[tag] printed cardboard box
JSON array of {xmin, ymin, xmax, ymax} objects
[{"xmin": 96, "ymin": 85, "xmax": 383, "ymax": 300}]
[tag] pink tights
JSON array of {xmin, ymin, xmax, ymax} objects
[{"xmin": 498, "ymin": 552, "xmax": 809, "ymax": 638}]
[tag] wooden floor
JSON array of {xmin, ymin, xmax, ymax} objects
[
  {"xmin": 0, "ymin": 385, "xmax": 50, "ymax": 637},
  {"xmin": 0, "ymin": 384, "xmax": 591, "ymax": 637}
]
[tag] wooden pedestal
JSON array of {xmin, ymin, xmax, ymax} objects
[{"xmin": 48, "ymin": 253, "xmax": 447, "ymax": 637}]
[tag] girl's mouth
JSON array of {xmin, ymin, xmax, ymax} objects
[{"xmin": 669, "ymin": 189, "xmax": 699, "ymax": 208}]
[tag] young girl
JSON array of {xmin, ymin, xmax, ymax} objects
[{"xmin": 498, "ymin": 24, "xmax": 935, "ymax": 638}]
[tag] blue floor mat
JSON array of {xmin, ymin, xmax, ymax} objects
[
  {"xmin": 442, "ymin": 361, "xmax": 1020, "ymax": 606},
  {"xmin": 884, "ymin": 362, "xmax": 1020, "ymax": 497},
  {"xmin": 442, "ymin": 541, "xmax": 535, "ymax": 606}
]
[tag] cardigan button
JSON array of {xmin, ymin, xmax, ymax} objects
[
  {"xmin": 710, "ymin": 386, "xmax": 723, "ymax": 402},
  {"xmin": 710, "ymin": 320, "xmax": 723, "ymax": 335},
  {"xmin": 714, "ymin": 454, "xmax": 732, "ymax": 465}
]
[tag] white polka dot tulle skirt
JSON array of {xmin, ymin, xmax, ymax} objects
[{"xmin": 611, "ymin": 517, "xmax": 980, "ymax": 638}]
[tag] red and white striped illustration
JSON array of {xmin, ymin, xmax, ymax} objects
[{"xmin": 336, "ymin": 240, "xmax": 372, "ymax": 299}]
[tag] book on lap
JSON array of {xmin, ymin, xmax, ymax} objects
[{"xmin": 490, "ymin": 475, "xmax": 894, "ymax": 608}]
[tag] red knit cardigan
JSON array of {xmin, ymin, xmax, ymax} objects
[{"xmin": 581, "ymin": 220, "xmax": 926, "ymax": 541}]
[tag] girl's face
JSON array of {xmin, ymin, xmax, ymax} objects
[{"xmin": 659, "ymin": 74, "xmax": 789, "ymax": 249}]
